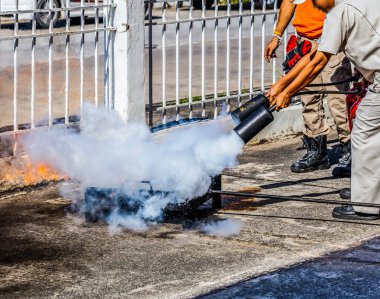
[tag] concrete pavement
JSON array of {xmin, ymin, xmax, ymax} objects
[{"xmin": 1, "ymin": 135, "xmax": 380, "ymax": 298}]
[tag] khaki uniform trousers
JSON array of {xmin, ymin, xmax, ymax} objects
[
  {"xmin": 299, "ymin": 38, "xmax": 352, "ymax": 144},
  {"xmin": 352, "ymin": 82, "xmax": 380, "ymax": 215}
]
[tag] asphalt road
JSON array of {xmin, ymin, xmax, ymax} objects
[
  {"xmin": 201, "ymin": 237, "xmax": 380, "ymax": 298},
  {"xmin": 0, "ymin": 6, "xmax": 292, "ymax": 128},
  {"xmin": 2, "ymin": 135, "xmax": 380, "ymax": 298}
]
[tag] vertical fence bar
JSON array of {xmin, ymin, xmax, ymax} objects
[
  {"xmin": 226, "ymin": 0, "xmax": 231, "ymax": 111},
  {"xmin": 31, "ymin": 0, "xmax": 36, "ymax": 128},
  {"xmin": 201, "ymin": 0, "xmax": 206, "ymax": 117},
  {"xmin": 175, "ymin": 1, "xmax": 180, "ymax": 121},
  {"xmin": 48, "ymin": 0, "xmax": 53, "ymax": 127},
  {"xmin": 272, "ymin": 0, "xmax": 278, "ymax": 84},
  {"xmin": 249, "ymin": 0, "xmax": 255, "ymax": 95},
  {"xmin": 65, "ymin": 0, "xmax": 70, "ymax": 123},
  {"xmin": 261, "ymin": 0, "xmax": 266, "ymax": 91},
  {"xmin": 162, "ymin": 1, "xmax": 168, "ymax": 123},
  {"xmin": 13, "ymin": 0, "xmax": 19, "ymax": 131},
  {"xmin": 94, "ymin": 0, "xmax": 99, "ymax": 107},
  {"xmin": 213, "ymin": 0, "xmax": 218, "ymax": 119},
  {"xmin": 104, "ymin": 0, "xmax": 110, "ymax": 108},
  {"xmin": 148, "ymin": 0, "xmax": 153, "ymax": 126},
  {"xmin": 103, "ymin": 0, "xmax": 109, "ymax": 108},
  {"xmin": 107, "ymin": 0, "xmax": 116, "ymax": 110},
  {"xmin": 80, "ymin": 0, "xmax": 85, "ymax": 115},
  {"xmin": 237, "ymin": 0, "xmax": 243, "ymax": 106},
  {"xmin": 188, "ymin": 0, "xmax": 193, "ymax": 119},
  {"xmin": 108, "ymin": 1, "xmax": 115, "ymax": 109}
]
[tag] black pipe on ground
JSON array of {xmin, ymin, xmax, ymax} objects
[{"xmin": 210, "ymin": 190, "xmax": 380, "ymax": 209}]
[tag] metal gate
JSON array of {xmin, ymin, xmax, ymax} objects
[
  {"xmin": 0, "ymin": 0, "xmax": 294, "ymax": 133},
  {"xmin": 145, "ymin": 0, "xmax": 293, "ymax": 126},
  {"xmin": 0, "ymin": 0, "xmax": 116, "ymax": 133}
]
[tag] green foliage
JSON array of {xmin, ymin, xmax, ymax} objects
[{"xmin": 219, "ymin": 0, "xmax": 253, "ymax": 4}]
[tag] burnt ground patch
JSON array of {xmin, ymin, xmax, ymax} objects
[{"xmin": 0, "ymin": 187, "xmax": 93, "ymax": 297}]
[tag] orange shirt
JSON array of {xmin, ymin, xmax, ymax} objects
[{"xmin": 292, "ymin": 0, "xmax": 326, "ymax": 40}]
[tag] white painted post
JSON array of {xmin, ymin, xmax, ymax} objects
[{"xmin": 112, "ymin": 0, "xmax": 145, "ymax": 123}]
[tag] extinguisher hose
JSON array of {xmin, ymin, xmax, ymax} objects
[
  {"xmin": 268, "ymin": 90, "xmax": 361, "ymax": 112},
  {"xmin": 295, "ymin": 89, "xmax": 362, "ymax": 96},
  {"xmin": 267, "ymin": 78, "xmax": 362, "ymax": 112},
  {"xmin": 307, "ymin": 75, "xmax": 360, "ymax": 87}
]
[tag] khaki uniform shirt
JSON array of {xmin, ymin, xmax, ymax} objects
[{"xmin": 318, "ymin": 0, "xmax": 380, "ymax": 87}]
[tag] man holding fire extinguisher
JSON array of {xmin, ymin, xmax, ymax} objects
[
  {"xmin": 264, "ymin": 0, "xmax": 352, "ymax": 177},
  {"xmin": 268, "ymin": 0, "xmax": 380, "ymax": 220}
]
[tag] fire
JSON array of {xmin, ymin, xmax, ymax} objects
[
  {"xmin": 0, "ymin": 156, "xmax": 64, "ymax": 190},
  {"xmin": 24, "ymin": 162, "xmax": 62, "ymax": 185}
]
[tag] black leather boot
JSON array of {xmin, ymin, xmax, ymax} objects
[
  {"xmin": 340, "ymin": 188, "xmax": 351, "ymax": 199},
  {"xmin": 332, "ymin": 205, "xmax": 379, "ymax": 221},
  {"xmin": 332, "ymin": 141, "xmax": 351, "ymax": 178},
  {"xmin": 291, "ymin": 135, "xmax": 330, "ymax": 173}
]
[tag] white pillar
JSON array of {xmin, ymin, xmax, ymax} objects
[{"xmin": 112, "ymin": 0, "xmax": 145, "ymax": 123}]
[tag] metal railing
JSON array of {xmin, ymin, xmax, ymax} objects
[
  {"xmin": 145, "ymin": 0, "xmax": 293, "ymax": 125},
  {"xmin": 0, "ymin": 0, "xmax": 116, "ymax": 133},
  {"xmin": 0, "ymin": 0, "xmax": 294, "ymax": 134}
]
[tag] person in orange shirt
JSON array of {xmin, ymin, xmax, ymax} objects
[{"xmin": 265, "ymin": 0, "xmax": 352, "ymax": 177}]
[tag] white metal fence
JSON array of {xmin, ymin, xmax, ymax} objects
[
  {"xmin": 0, "ymin": 0, "xmax": 118, "ymax": 133},
  {"xmin": 0, "ymin": 0, "xmax": 291, "ymax": 134},
  {"xmin": 145, "ymin": 0, "xmax": 292, "ymax": 125}
]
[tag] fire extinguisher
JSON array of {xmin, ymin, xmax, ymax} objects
[{"xmin": 346, "ymin": 73, "xmax": 369, "ymax": 131}]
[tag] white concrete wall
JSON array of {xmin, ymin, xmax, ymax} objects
[{"xmin": 251, "ymin": 99, "xmax": 335, "ymax": 143}]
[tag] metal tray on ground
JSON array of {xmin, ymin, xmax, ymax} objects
[{"xmin": 84, "ymin": 175, "xmax": 221, "ymax": 223}]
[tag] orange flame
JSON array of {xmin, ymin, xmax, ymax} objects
[{"xmin": 1, "ymin": 157, "xmax": 64, "ymax": 189}]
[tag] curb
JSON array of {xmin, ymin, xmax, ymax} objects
[{"xmin": 251, "ymin": 100, "xmax": 334, "ymax": 143}]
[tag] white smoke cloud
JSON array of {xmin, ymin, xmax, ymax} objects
[
  {"xmin": 23, "ymin": 104, "xmax": 244, "ymax": 232},
  {"xmin": 201, "ymin": 219, "xmax": 242, "ymax": 237}
]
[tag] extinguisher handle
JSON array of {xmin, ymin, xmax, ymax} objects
[{"xmin": 269, "ymin": 105, "xmax": 277, "ymax": 113}]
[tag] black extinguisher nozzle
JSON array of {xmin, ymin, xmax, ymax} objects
[
  {"xmin": 233, "ymin": 105, "xmax": 275, "ymax": 144},
  {"xmin": 230, "ymin": 94, "xmax": 270, "ymax": 124}
]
